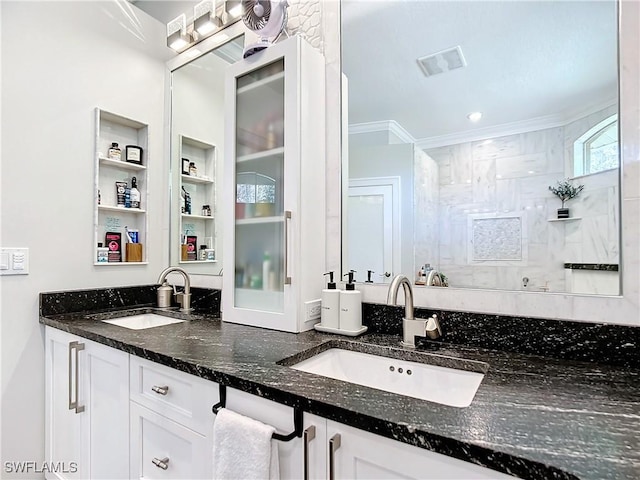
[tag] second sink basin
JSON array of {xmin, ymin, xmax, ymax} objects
[
  {"xmin": 290, "ymin": 347, "xmax": 485, "ymax": 408},
  {"xmin": 102, "ymin": 314, "xmax": 184, "ymax": 330}
]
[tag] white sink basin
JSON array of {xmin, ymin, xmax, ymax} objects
[
  {"xmin": 102, "ymin": 314, "xmax": 184, "ymax": 330},
  {"xmin": 291, "ymin": 348, "xmax": 484, "ymax": 408}
]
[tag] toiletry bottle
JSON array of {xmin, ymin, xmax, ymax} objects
[
  {"xmin": 340, "ymin": 270, "xmax": 362, "ymax": 332},
  {"xmin": 262, "ymin": 251, "xmax": 272, "ymax": 290},
  {"xmin": 108, "ymin": 142, "xmax": 121, "ymax": 160},
  {"xmin": 130, "ymin": 177, "xmax": 140, "ymax": 209},
  {"xmin": 96, "ymin": 243, "xmax": 108, "ymax": 263},
  {"xmin": 321, "ymin": 271, "xmax": 340, "ymax": 329},
  {"xmin": 199, "ymin": 245, "xmax": 207, "ymax": 260}
]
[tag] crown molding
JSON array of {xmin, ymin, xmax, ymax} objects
[{"xmin": 348, "ymin": 120, "xmax": 416, "ymax": 144}]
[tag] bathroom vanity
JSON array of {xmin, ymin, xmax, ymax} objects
[{"xmin": 40, "ymin": 287, "xmax": 640, "ymax": 480}]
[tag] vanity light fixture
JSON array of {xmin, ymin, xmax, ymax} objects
[
  {"xmin": 467, "ymin": 112, "xmax": 483, "ymax": 122},
  {"xmin": 194, "ymin": 0, "xmax": 223, "ymax": 36},
  {"xmin": 167, "ymin": 14, "xmax": 192, "ymax": 52},
  {"xmin": 225, "ymin": 0, "xmax": 243, "ymax": 19}
]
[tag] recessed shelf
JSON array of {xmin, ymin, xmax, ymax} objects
[
  {"xmin": 181, "ymin": 213, "xmax": 214, "ymax": 220},
  {"xmin": 94, "ymin": 262, "xmax": 149, "ymax": 266},
  {"xmin": 548, "ymin": 217, "xmax": 582, "ymax": 222},
  {"xmin": 99, "ymin": 157, "xmax": 146, "ymax": 171},
  {"xmin": 178, "ymin": 260, "xmax": 218, "ymax": 264},
  {"xmin": 181, "ymin": 174, "xmax": 213, "ymax": 185},
  {"xmin": 99, "ymin": 205, "xmax": 146, "ymax": 214},
  {"xmin": 236, "ymin": 216, "xmax": 284, "ymax": 225}
]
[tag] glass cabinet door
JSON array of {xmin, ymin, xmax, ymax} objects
[{"xmin": 233, "ymin": 59, "xmax": 286, "ymax": 313}]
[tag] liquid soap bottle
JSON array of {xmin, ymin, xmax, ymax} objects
[
  {"xmin": 340, "ymin": 270, "xmax": 362, "ymax": 332},
  {"xmin": 321, "ymin": 271, "xmax": 340, "ymax": 329}
]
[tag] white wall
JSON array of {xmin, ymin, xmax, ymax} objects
[{"xmin": 1, "ymin": 1, "xmax": 170, "ymax": 473}]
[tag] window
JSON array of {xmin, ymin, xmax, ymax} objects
[{"xmin": 573, "ymin": 114, "xmax": 619, "ymax": 176}]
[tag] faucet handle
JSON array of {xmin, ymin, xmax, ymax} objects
[{"xmin": 425, "ymin": 314, "xmax": 442, "ymax": 339}]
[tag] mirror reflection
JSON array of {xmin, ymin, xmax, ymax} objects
[
  {"xmin": 342, "ymin": 0, "xmax": 620, "ymax": 295},
  {"xmin": 169, "ymin": 35, "xmax": 245, "ymax": 274}
]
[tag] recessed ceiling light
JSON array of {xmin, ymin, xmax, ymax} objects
[
  {"xmin": 528, "ymin": 170, "xmax": 535, "ymax": 174},
  {"xmin": 467, "ymin": 112, "xmax": 482, "ymax": 122},
  {"xmin": 482, "ymin": 139, "xmax": 493, "ymax": 145}
]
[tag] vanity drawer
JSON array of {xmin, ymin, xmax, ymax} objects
[
  {"xmin": 130, "ymin": 402, "xmax": 211, "ymax": 480},
  {"xmin": 129, "ymin": 356, "xmax": 218, "ymax": 435}
]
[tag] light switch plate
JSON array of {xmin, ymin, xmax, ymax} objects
[
  {"xmin": 0, "ymin": 248, "xmax": 29, "ymax": 275},
  {"xmin": 304, "ymin": 299, "xmax": 322, "ymax": 322}
]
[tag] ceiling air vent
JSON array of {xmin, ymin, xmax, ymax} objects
[{"xmin": 417, "ymin": 45, "xmax": 467, "ymax": 77}]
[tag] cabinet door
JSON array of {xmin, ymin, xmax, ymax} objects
[
  {"xmin": 223, "ymin": 37, "xmax": 303, "ymax": 332},
  {"xmin": 45, "ymin": 328, "xmax": 83, "ymax": 480},
  {"xmin": 326, "ymin": 421, "xmax": 516, "ymax": 480},
  {"xmin": 45, "ymin": 327, "xmax": 129, "ymax": 480},
  {"xmin": 81, "ymin": 339, "xmax": 129, "ymax": 479},
  {"xmin": 130, "ymin": 402, "xmax": 210, "ymax": 479},
  {"xmin": 223, "ymin": 388, "xmax": 327, "ymax": 480}
]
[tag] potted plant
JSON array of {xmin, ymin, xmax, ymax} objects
[{"xmin": 548, "ymin": 178, "xmax": 584, "ymax": 218}]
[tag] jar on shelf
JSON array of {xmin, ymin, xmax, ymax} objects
[
  {"xmin": 108, "ymin": 142, "xmax": 121, "ymax": 161},
  {"xmin": 189, "ymin": 162, "xmax": 197, "ymax": 176}
]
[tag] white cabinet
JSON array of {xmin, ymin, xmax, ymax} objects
[
  {"xmin": 223, "ymin": 36, "xmax": 326, "ymax": 332},
  {"xmin": 223, "ymin": 387, "xmax": 326, "ymax": 480},
  {"xmin": 324, "ymin": 421, "xmax": 516, "ymax": 480},
  {"xmin": 45, "ymin": 327, "xmax": 129, "ymax": 479},
  {"xmin": 170, "ymin": 135, "xmax": 219, "ymax": 270},
  {"xmin": 94, "ymin": 108, "xmax": 149, "ymax": 265},
  {"xmin": 129, "ymin": 357, "xmax": 219, "ymax": 479}
]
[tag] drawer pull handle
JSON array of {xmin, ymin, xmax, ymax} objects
[
  {"xmin": 152, "ymin": 385, "xmax": 169, "ymax": 395},
  {"xmin": 152, "ymin": 457, "xmax": 169, "ymax": 470},
  {"xmin": 329, "ymin": 433, "xmax": 341, "ymax": 480}
]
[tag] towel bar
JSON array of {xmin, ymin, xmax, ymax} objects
[{"xmin": 212, "ymin": 384, "xmax": 303, "ymax": 442}]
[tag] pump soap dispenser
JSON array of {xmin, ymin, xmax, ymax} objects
[
  {"xmin": 320, "ymin": 271, "xmax": 340, "ymax": 329},
  {"xmin": 339, "ymin": 270, "xmax": 367, "ymax": 335}
]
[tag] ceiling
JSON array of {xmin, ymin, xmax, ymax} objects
[
  {"xmin": 342, "ymin": 0, "xmax": 618, "ymax": 143},
  {"xmin": 132, "ymin": 1, "xmax": 619, "ymax": 144},
  {"xmin": 130, "ymin": 0, "xmax": 200, "ymax": 24}
]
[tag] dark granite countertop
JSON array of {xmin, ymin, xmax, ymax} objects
[{"xmin": 40, "ymin": 308, "xmax": 640, "ymax": 480}]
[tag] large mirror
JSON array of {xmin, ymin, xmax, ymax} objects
[
  {"xmin": 342, "ymin": 0, "xmax": 620, "ymax": 295},
  {"xmin": 169, "ymin": 33, "xmax": 245, "ymax": 275}
]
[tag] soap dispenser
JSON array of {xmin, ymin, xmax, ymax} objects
[
  {"xmin": 340, "ymin": 270, "xmax": 362, "ymax": 331},
  {"xmin": 321, "ymin": 271, "xmax": 340, "ymax": 329}
]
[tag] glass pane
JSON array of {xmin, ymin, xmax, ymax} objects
[
  {"xmin": 234, "ymin": 59, "xmax": 285, "ymax": 313},
  {"xmin": 586, "ymin": 121, "xmax": 619, "ymax": 174}
]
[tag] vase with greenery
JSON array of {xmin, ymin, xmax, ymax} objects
[{"xmin": 548, "ymin": 179, "xmax": 584, "ymax": 218}]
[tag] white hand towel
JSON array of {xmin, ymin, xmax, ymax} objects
[{"xmin": 213, "ymin": 408, "xmax": 280, "ymax": 480}]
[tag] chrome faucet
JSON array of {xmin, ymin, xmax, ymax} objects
[
  {"xmin": 157, "ymin": 267, "xmax": 192, "ymax": 313},
  {"xmin": 387, "ymin": 274, "xmax": 442, "ymax": 347}
]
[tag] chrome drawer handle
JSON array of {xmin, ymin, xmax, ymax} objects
[
  {"xmin": 151, "ymin": 385, "xmax": 169, "ymax": 395},
  {"xmin": 329, "ymin": 433, "xmax": 341, "ymax": 480},
  {"xmin": 152, "ymin": 457, "xmax": 169, "ymax": 470},
  {"xmin": 303, "ymin": 425, "xmax": 316, "ymax": 480}
]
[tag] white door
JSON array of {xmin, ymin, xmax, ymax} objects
[
  {"xmin": 82, "ymin": 340, "xmax": 129, "ymax": 479},
  {"xmin": 45, "ymin": 328, "xmax": 82, "ymax": 480},
  {"xmin": 347, "ymin": 178, "xmax": 399, "ymax": 284}
]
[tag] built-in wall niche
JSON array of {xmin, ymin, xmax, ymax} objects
[
  {"xmin": 178, "ymin": 135, "xmax": 217, "ymax": 265},
  {"xmin": 94, "ymin": 108, "xmax": 148, "ymax": 265}
]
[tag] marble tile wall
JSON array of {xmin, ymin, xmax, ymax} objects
[
  {"xmin": 413, "ymin": 149, "xmax": 440, "ymax": 274},
  {"xmin": 425, "ymin": 114, "xmax": 619, "ymax": 293}
]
